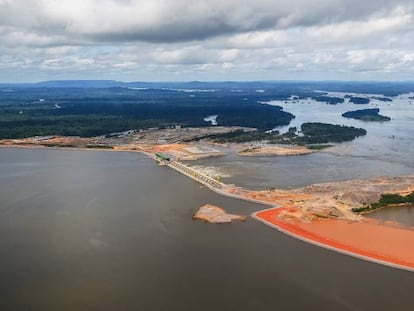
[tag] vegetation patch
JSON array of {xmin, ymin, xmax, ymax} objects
[
  {"xmin": 306, "ymin": 144, "xmax": 333, "ymax": 150},
  {"xmin": 314, "ymin": 96, "xmax": 344, "ymax": 105},
  {"xmin": 0, "ymin": 87, "xmax": 295, "ymax": 139},
  {"xmin": 198, "ymin": 129, "xmax": 276, "ymax": 143},
  {"xmin": 352, "ymin": 192, "xmax": 414, "ymax": 213},
  {"xmin": 297, "ymin": 123, "xmax": 366, "ymax": 144},
  {"xmin": 371, "ymin": 97, "xmax": 393, "ymax": 102},
  {"xmin": 196, "ymin": 123, "xmax": 366, "ymax": 145},
  {"xmin": 349, "ymin": 97, "xmax": 370, "ymax": 104}
]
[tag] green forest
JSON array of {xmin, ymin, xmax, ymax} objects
[
  {"xmin": 195, "ymin": 123, "xmax": 367, "ymax": 145},
  {"xmin": 0, "ymin": 87, "xmax": 295, "ymax": 138},
  {"xmin": 1, "ymin": 81, "xmax": 406, "ymax": 140},
  {"xmin": 352, "ymin": 192, "xmax": 414, "ymax": 213}
]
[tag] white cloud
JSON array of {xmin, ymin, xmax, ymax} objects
[{"xmin": 0, "ymin": 0, "xmax": 414, "ymax": 81}]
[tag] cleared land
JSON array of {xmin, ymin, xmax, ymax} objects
[
  {"xmin": 0, "ymin": 126, "xmax": 318, "ymax": 160},
  {"xmin": 238, "ymin": 145, "xmax": 312, "ymax": 156},
  {"xmin": 241, "ymin": 175, "xmax": 414, "ymax": 221}
]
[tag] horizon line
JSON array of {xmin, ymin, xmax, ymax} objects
[{"xmin": 2, "ymin": 79, "xmax": 414, "ymax": 85}]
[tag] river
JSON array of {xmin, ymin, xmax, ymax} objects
[
  {"xmin": 192, "ymin": 92, "xmax": 414, "ymax": 190},
  {"xmin": 0, "ymin": 147, "xmax": 413, "ymax": 310}
]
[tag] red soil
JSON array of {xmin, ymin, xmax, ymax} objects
[{"xmin": 256, "ymin": 208, "xmax": 414, "ymax": 271}]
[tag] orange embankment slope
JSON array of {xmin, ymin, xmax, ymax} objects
[{"xmin": 255, "ymin": 208, "xmax": 414, "ymax": 271}]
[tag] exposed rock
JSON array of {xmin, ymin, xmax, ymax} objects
[{"xmin": 193, "ymin": 204, "xmax": 247, "ymax": 224}]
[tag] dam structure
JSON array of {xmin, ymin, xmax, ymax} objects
[
  {"xmin": 154, "ymin": 155, "xmax": 275, "ymax": 207},
  {"xmin": 155, "ymin": 154, "xmax": 227, "ymax": 190},
  {"xmin": 168, "ymin": 160, "xmax": 226, "ymax": 190}
]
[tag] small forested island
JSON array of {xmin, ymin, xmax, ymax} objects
[
  {"xmin": 342, "ymin": 108, "xmax": 391, "ymax": 121},
  {"xmin": 314, "ymin": 96, "xmax": 344, "ymax": 105},
  {"xmin": 371, "ymin": 96, "xmax": 393, "ymax": 102},
  {"xmin": 349, "ymin": 97, "xmax": 370, "ymax": 104}
]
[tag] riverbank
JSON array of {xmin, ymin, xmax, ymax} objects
[{"xmin": 0, "ymin": 138, "xmax": 225, "ymax": 161}]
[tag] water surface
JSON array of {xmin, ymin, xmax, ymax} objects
[
  {"xmin": 0, "ymin": 147, "xmax": 413, "ymax": 310},
  {"xmin": 369, "ymin": 205, "xmax": 414, "ymax": 227},
  {"xmin": 193, "ymin": 93, "xmax": 414, "ymax": 189}
]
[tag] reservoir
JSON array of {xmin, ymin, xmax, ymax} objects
[{"xmin": 0, "ymin": 147, "xmax": 413, "ymax": 310}]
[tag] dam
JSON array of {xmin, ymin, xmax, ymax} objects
[{"xmin": 154, "ymin": 155, "xmax": 276, "ymax": 207}]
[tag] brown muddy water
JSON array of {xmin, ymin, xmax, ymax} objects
[{"xmin": 0, "ymin": 147, "xmax": 413, "ymax": 311}]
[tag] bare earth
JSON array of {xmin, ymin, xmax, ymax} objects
[
  {"xmin": 238, "ymin": 145, "xmax": 312, "ymax": 156},
  {"xmin": 242, "ymin": 175, "xmax": 414, "ymax": 221}
]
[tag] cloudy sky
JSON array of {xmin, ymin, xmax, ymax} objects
[{"xmin": 0, "ymin": 0, "xmax": 413, "ymax": 82}]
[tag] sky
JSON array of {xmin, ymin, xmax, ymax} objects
[{"xmin": 0, "ymin": 0, "xmax": 413, "ymax": 82}]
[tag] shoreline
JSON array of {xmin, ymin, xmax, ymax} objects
[
  {"xmin": 1, "ymin": 143, "xmax": 413, "ymax": 272},
  {"xmin": 0, "ymin": 144, "xmax": 126, "ymax": 153},
  {"xmin": 0, "ymin": 143, "xmax": 153, "ymax": 155}
]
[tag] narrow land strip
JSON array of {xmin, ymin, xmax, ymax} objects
[{"xmin": 253, "ymin": 208, "xmax": 414, "ymax": 272}]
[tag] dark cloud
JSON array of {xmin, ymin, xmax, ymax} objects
[{"xmin": 0, "ymin": 0, "xmax": 412, "ymax": 44}]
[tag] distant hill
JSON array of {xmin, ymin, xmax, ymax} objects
[
  {"xmin": 0, "ymin": 80, "xmax": 125, "ymax": 88},
  {"xmin": 35, "ymin": 80, "xmax": 123, "ymax": 88},
  {"xmin": 0, "ymin": 80, "xmax": 292, "ymax": 89},
  {"xmin": 1, "ymin": 80, "xmax": 414, "ymax": 96}
]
